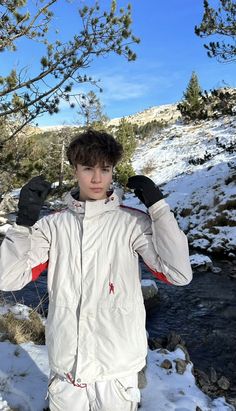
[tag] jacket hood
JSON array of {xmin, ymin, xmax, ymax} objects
[{"xmin": 64, "ymin": 189, "xmax": 121, "ymax": 218}]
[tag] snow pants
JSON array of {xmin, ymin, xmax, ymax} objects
[{"xmin": 48, "ymin": 373, "xmax": 140, "ymax": 411}]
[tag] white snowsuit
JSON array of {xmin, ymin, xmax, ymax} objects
[{"xmin": 0, "ymin": 191, "xmax": 192, "ymax": 410}]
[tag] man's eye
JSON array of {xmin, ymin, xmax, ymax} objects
[{"xmin": 103, "ymin": 168, "xmax": 110, "ymax": 172}]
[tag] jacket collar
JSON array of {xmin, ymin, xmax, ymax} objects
[{"xmin": 65, "ymin": 190, "xmax": 121, "ymax": 218}]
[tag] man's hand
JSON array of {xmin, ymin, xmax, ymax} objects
[
  {"xmin": 16, "ymin": 176, "xmax": 51, "ymax": 226},
  {"xmin": 127, "ymin": 175, "xmax": 163, "ymax": 208}
]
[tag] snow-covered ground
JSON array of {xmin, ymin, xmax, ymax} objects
[
  {"xmin": 0, "ymin": 304, "xmax": 234, "ymax": 411},
  {"xmin": 131, "ymin": 115, "xmax": 236, "ymax": 257}
]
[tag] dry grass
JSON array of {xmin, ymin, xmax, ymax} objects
[
  {"xmin": 217, "ymin": 198, "xmax": 236, "ymax": 212},
  {"xmin": 203, "ymin": 213, "xmax": 236, "ymax": 228},
  {"xmin": 141, "ymin": 159, "xmax": 157, "ymax": 175},
  {"xmin": 179, "ymin": 208, "xmax": 192, "ymax": 217},
  {"xmin": 0, "ymin": 310, "xmax": 45, "ymax": 345},
  {"xmin": 208, "ymin": 226, "xmax": 220, "ymax": 235}
]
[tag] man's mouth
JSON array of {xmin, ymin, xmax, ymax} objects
[{"xmin": 90, "ymin": 188, "xmax": 103, "ymax": 192}]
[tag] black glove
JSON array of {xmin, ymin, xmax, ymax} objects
[
  {"xmin": 127, "ymin": 175, "xmax": 163, "ymax": 208},
  {"xmin": 16, "ymin": 176, "xmax": 51, "ymax": 226}
]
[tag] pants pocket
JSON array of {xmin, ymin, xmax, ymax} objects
[
  {"xmin": 48, "ymin": 374, "xmax": 61, "ymax": 393},
  {"xmin": 48, "ymin": 375, "xmax": 89, "ymax": 411},
  {"xmin": 114, "ymin": 375, "xmax": 140, "ymax": 403},
  {"xmin": 48, "ymin": 375, "xmax": 68, "ymax": 410}
]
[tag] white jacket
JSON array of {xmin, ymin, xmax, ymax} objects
[{"xmin": 0, "ymin": 191, "xmax": 192, "ymax": 383}]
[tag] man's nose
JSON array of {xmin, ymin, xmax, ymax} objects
[{"xmin": 91, "ymin": 170, "xmax": 102, "ymax": 183}]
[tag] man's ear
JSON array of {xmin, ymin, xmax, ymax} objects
[{"xmin": 74, "ymin": 165, "xmax": 79, "ymax": 182}]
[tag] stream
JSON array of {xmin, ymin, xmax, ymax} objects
[{"xmin": 144, "ymin": 257, "xmax": 236, "ymax": 397}]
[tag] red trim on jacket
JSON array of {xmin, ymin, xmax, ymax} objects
[
  {"xmin": 32, "ymin": 261, "xmax": 49, "ymax": 281},
  {"xmin": 143, "ymin": 261, "xmax": 172, "ymax": 285}
]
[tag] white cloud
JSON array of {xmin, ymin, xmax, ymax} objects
[
  {"xmin": 96, "ymin": 68, "xmax": 183, "ymax": 104},
  {"xmin": 101, "ymin": 74, "xmax": 149, "ymax": 101}
]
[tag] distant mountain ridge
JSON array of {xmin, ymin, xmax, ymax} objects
[
  {"xmin": 37, "ymin": 86, "xmax": 236, "ymax": 132},
  {"xmin": 37, "ymin": 102, "xmax": 181, "ymax": 132},
  {"xmin": 108, "ymin": 103, "xmax": 181, "ymax": 126}
]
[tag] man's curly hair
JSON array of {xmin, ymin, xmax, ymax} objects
[{"xmin": 67, "ymin": 129, "xmax": 123, "ymax": 168}]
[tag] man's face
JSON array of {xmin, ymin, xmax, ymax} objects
[{"xmin": 75, "ymin": 163, "xmax": 113, "ymax": 201}]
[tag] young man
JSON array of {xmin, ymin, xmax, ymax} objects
[{"xmin": 0, "ymin": 129, "xmax": 192, "ymax": 411}]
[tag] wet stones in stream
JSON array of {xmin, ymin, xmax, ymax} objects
[{"xmin": 148, "ymin": 330, "xmax": 236, "ymax": 407}]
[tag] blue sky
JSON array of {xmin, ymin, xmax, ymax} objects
[{"xmin": 4, "ymin": 0, "xmax": 236, "ymax": 126}]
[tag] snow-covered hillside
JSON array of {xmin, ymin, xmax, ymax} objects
[
  {"xmin": 130, "ymin": 115, "xmax": 236, "ymax": 257},
  {"xmin": 108, "ymin": 103, "xmax": 180, "ymax": 126}
]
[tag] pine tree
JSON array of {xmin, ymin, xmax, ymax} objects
[
  {"xmin": 178, "ymin": 72, "xmax": 205, "ymax": 122},
  {"xmin": 77, "ymin": 91, "xmax": 108, "ymax": 128},
  {"xmin": 195, "ymin": 0, "xmax": 236, "ymax": 62},
  {"xmin": 114, "ymin": 118, "xmax": 136, "ymax": 186}
]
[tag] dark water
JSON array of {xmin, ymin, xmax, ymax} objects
[{"xmin": 144, "ymin": 258, "xmax": 236, "ymax": 389}]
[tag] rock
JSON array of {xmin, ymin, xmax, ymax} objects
[
  {"xmin": 0, "ymin": 216, "xmax": 8, "ymax": 225},
  {"xmin": 141, "ymin": 279, "xmax": 159, "ymax": 311},
  {"xmin": 141, "ymin": 279, "xmax": 158, "ymax": 299},
  {"xmin": 175, "ymin": 344, "xmax": 191, "ymax": 362},
  {"xmin": 191, "ymin": 238, "xmax": 211, "ymax": 250},
  {"xmin": 228, "ymin": 253, "xmax": 235, "ymax": 258},
  {"xmin": 217, "ymin": 376, "xmax": 230, "ymax": 390},
  {"xmin": 208, "ymin": 243, "xmax": 226, "ymax": 254},
  {"xmin": 212, "ymin": 266, "xmax": 222, "ymax": 274},
  {"xmin": 0, "ymin": 194, "xmax": 18, "ymax": 214},
  {"xmin": 148, "ymin": 337, "xmax": 163, "ymax": 350},
  {"xmin": 166, "ymin": 331, "xmax": 185, "ymax": 351},
  {"xmin": 210, "ymin": 367, "xmax": 218, "ymax": 383},
  {"xmin": 196, "ymin": 407, "xmax": 203, "ymax": 411},
  {"xmin": 160, "ymin": 359, "xmax": 172, "ymax": 370},
  {"xmin": 138, "ymin": 366, "xmax": 147, "ymax": 389},
  {"xmin": 194, "ymin": 368, "xmax": 211, "ymax": 389},
  {"xmin": 227, "ymin": 398, "xmax": 236, "ymax": 408},
  {"xmin": 174, "ymin": 358, "xmax": 188, "ymax": 375},
  {"xmin": 190, "ymin": 254, "xmax": 213, "ymax": 272},
  {"xmin": 157, "ymin": 348, "xmax": 169, "ymax": 355}
]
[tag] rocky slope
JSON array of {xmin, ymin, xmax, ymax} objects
[{"xmin": 131, "ymin": 114, "xmax": 236, "ymax": 257}]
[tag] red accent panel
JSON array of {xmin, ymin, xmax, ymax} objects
[
  {"xmin": 143, "ymin": 261, "xmax": 172, "ymax": 285},
  {"xmin": 32, "ymin": 261, "xmax": 49, "ymax": 281},
  {"xmin": 120, "ymin": 204, "xmax": 148, "ymax": 215}
]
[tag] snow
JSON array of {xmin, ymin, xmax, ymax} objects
[
  {"xmin": 129, "ymin": 115, "xmax": 236, "ymax": 256},
  {"xmin": 1, "ymin": 188, "xmax": 21, "ymax": 200},
  {"xmin": 0, "ymin": 303, "xmax": 32, "ymax": 320},
  {"xmin": 140, "ymin": 348, "xmax": 233, "ymax": 411},
  {"xmin": 141, "ymin": 279, "xmax": 158, "ymax": 290},
  {"xmin": 0, "ymin": 314, "xmax": 234, "ymax": 411},
  {"xmin": 189, "ymin": 254, "xmax": 213, "ymax": 269},
  {"xmin": 0, "ymin": 341, "xmax": 49, "ymax": 411}
]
